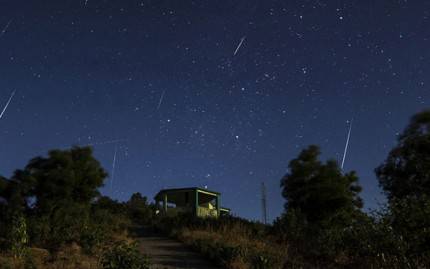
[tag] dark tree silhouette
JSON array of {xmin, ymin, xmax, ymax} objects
[
  {"xmin": 376, "ymin": 110, "xmax": 430, "ymax": 258},
  {"xmin": 5, "ymin": 146, "xmax": 108, "ymax": 248},
  {"xmin": 376, "ymin": 110, "xmax": 430, "ymax": 201},
  {"xmin": 0, "ymin": 176, "xmax": 9, "ymax": 237},
  {"xmin": 281, "ymin": 145, "xmax": 363, "ymax": 224},
  {"xmin": 126, "ymin": 193, "xmax": 154, "ymax": 225},
  {"xmin": 0, "ymin": 176, "xmax": 8, "ymax": 203},
  {"xmin": 12, "ymin": 146, "xmax": 107, "ymax": 215}
]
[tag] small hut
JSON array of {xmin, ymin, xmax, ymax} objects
[{"xmin": 154, "ymin": 187, "xmax": 230, "ymax": 218}]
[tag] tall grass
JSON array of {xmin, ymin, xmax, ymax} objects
[{"xmin": 157, "ymin": 214, "xmax": 287, "ymax": 269}]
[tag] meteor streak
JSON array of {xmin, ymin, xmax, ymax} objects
[
  {"xmin": 233, "ymin": 36, "xmax": 246, "ymax": 56},
  {"xmin": 85, "ymin": 138, "xmax": 127, "ymax": 146},
  {"xmin": 0, "ymin": 90, "xmax": 16, "ymax": 119},
  {"xmin": 110, "ymin": 145, "xmax": 118, "ymax": 191},
  {"xmin": 157, "ymin": 90, "xmax": 166, "ymax": 110},
  {"xmin": 0, "ymin": 20, "xmax": 12, "ymax": 38},
  {"xmin": 341, "ymin": 119, "xmax": 353, "ymax": 170}
]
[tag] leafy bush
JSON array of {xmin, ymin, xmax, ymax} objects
[
  {"xmin": 170, "ymin": 215, "xmax": 286, "ymax": 269},
  {"xmin": 126, "ymin": 193, "xmax": 155, "ymax": 226},
  {"xmin": 9, "ymin": 213, "xmax": 29, "ymax": 258},
  {"xmin": 27, "ymin": 203, "xmax": 91, "ymax": 250},
  {"xmin": 0, "ymin": 149, "xmax": 153, "ymax": 268},
  {"xmin": 23, "ymin": 254, "xmax": 37, "ymax": 269},
  {"xmin": 79, "ymin": 222, "xmax": 107, "ymax": 254},
  {"xmin": 101, "ymin": 241, "xmax": 150, "ymax": 269},
  {"xmin": 92, "ymin": 199, "xmax": 132, "ymax": 233},
  {"xmin": 0, "ymin": 259, "xmax": 13, "ymax": 269},
  {"xmin": 252, "ymin": 253, "xmax": 276, "ymax": 269}
]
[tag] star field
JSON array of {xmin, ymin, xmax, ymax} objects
[{"xmin": 0, "ymin": 0, "xmax": 429, "ymax": 221}]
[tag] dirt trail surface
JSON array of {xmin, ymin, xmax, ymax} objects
[{"xmin": 138, "ymin": 236, "xmax": 221, "ymax": 269}]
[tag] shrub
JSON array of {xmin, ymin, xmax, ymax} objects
[
  {"xmin": 28, "ymin": 203, "xmax": 91, "ymax": 250},
  {"xmin": 252, "ymin": 254, "xmax": 272, "ymax": 269},
  {"xmin": 0, "ymin": 259, "xmax": 13, "ymax": 269},
  {"xmin": 23, "ymin": 254, "xmax": 37, "ymax": 269},
  {"xmin": 176, "ymin": 219, "xmax": 286, "ymax": 269},
  {"xmin": 126, "ymin": 193, "xmax": 155, "ymax": 226},
  {"xmin": 9, "ymin": 213, "xmax": 29, "ymax": 258},
  {"xmin": 101, "ymin": 241, "xmax": 150, "ymax": 269},
  {"xmin": 80, "ymin": 222, "xmax": 107, "ymax": 254}
]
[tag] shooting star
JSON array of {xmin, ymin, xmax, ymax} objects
[
  {"xmin": 85, "ymin": 138, "xmax": 127, "ymax": 147},
  {"xmin": 0, "ymin": 19, "xmax": 12, "ymax": 38},
  {"xmin": 157, "ymin": 90, "xmax": 166, "ymax": 110},
  {"xmin": 0, "ymin": 90, "xmax": 16, "ymax": 120},
  {"xmin": 110, "ymin": 145, "xmax": 118, "ymax": 191},
  {"xmin": 341, "ymin": 119, "xmax": 353, "ymax": 170},
  {"xmin": 233, "ymin": 36, "xmax": 246, "ymax": 56}
]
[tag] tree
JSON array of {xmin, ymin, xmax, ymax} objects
[
  {"xmin": 13, "ymin": 146, "xmax": 107, "ymax": 215},
  {"xmin": 0, "ymin": 175, "xmax": 30, "ymax": 241},
  {"xmin": 0, "ymin": 176, "xmax": 9, "ymax": 239},
  {"xmin": 0, "ymin": 176, "xmax": 9, "ymax": 211},
  {"xmin": 279, "ymin": 145, "xmax": 365, "ymax": 262},
  {"xmin": 10, "ymin": 146, "xmax": 108, "ymax": 248},
  {"xmin": 281, "ymin": 145, "xmax": 363, "ymax": 225},
  {"xmin": 0, "ymin": 176, "xmax": 8, "ymax": 196},
  {"xmin": 126, "ymin": 193, "xmax": 154, "ymax": 225},
  {"xmin": 376, "ymin": 110, "xmax": 430, "ymax": 201},
  {"xmin": 376, "ymin": 110, "xmax": 430, "ymax": 262}
]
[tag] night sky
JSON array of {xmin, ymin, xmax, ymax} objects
[{"xmin": 0, "ymin": 0, "xmax": 429, "ymax": 222}]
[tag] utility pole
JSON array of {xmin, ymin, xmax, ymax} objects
[{"xmin": 261, "ymin": 182, "xmax": 267, "ymax": 224}]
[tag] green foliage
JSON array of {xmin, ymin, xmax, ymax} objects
[
  {"xmin": 8, "ymin": 213, "xmax": 29, "ymax": 258},
  {"xmin": 101, "ymin": 241, "xmax": 150, "ymax": 269},
  {"xmin": 0, "ymin": 147, "xmax": 154, "ymax": 268},
  {"xmin": 5, "ymin": 147, "xmax": 108, "ymax": 249},
  {"xmin": 0, "ymin": 173, "xmax": 30, "ymax": 214},
  {"xmin": 0, "ymin": 260, "xmax": 13, "ymax": 269},
  {"xmin": 376, "ymin": 109, "xmax": 430, "ymax": 201},
  {"xmin": 126, "ymin": 193, "xmax": 154, "ymax": 225},
  {"xmin": 387, "ymin": 196, "xmax": 430, "ymax": 264},
  {"xmin": 252, "ymin": 252, "xmax": 277, "ymax": 269},
  {"xmin": 0, "ymin": 176, "xmax": 7, "ymax": 196},
  {"xmin": 375, "ymin": 110, "xmax": 430, "ymax": 267},
  {"xmin": 79, "ymin": 221, "xmax": 107, "ymax": 254},
  {"xmin": 159, "ymin": 214, "xmax": 285, "ymax": 268},
  {"xmin": 94, "ymin": 196, "xmax": 127, "ymax": 215},
  {"xmin": 275, "ymin": 145, "xmax": 423, "ymax": 267},
  {"xmin": 0, "ymin": 177, "xmax": 8, "ymax": 242},
  {"xmin": 28, "ymin": 202, "xmax": 91, "ymax": 250},
  {"xmin": 272, "ymin": 209, "xmax": 306, "ymax": 246},
  {"xmin": 281, "ymin": 145, "xmax": 363, "ymax": 226},
  {"xmin": 92, "ymin": 196, "xmax": 133, "ymax": 232},
  {"xmin": 15, "ymin": 147, "xmax": 107, "ymax": 214},
  {"xmin": 184, "ymin": 237, "xmax": 244, "ymax": 266},
  {"xmin": 23, "ymin": 254, "xmax": 37, "ymax": 269}
]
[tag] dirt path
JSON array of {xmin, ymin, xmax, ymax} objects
[{"xmin": 138, "ymin": 236, "xmax": 221, "ymax": 269}]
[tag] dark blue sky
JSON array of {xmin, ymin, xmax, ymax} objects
[{"xmin": 0, "ymin": 0, "xmax": 429, "ymax": 221}]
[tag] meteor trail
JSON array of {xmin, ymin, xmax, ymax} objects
[
  {"xmin": 110, "ymin": 145, "xmax": 118, "ymax": 191},
  {"xmin": 0, "ymin": 20, "xmax": 12, "ymax": 38},
  {"xmin": 85, "ymin": 138, "xmax": 127, "ymax": 146},
  {"xmin": 157, "ymin": 90, "xmax": 166, "ymax": 110},
  {"xmin": 0, "ymin": 90, "xmax": 16, "ymax": 119},
  {"xmin": 233, "ymin": 36, "xmax": 246, "ymax": 56},
  {"xmin": 341, "ymin": 119, "xmax": 353, "ymax": 170}
]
